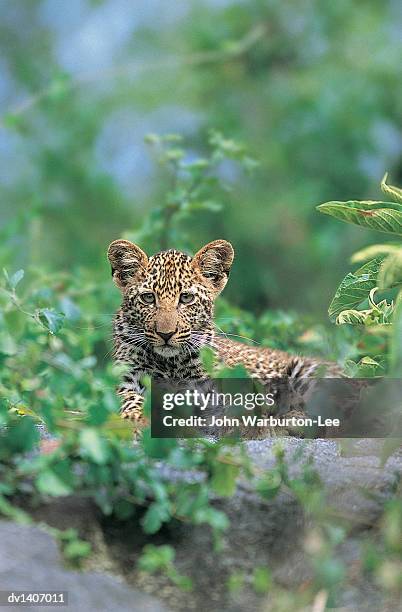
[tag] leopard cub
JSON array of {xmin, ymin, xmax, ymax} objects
[{"xmin": 108, "ymin": 239, "xmax": 339, "ymax": 428}]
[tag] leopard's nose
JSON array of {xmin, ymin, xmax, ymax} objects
[{"xmin": 157, "ymin": 331, "xmax": 175, "ymax": 343}]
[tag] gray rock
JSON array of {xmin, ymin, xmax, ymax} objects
[
  {"xmin": 243, "ymin": 438, "xmax": 402, "ymax": 525},
  {"xmin": 150, "ymin": 438, "xmax": 402, "ymax": 611},
  {"xmin": 28, "ymin": 430, "xmax": 402, "ymax": 610},
  {"xmin": 0, "ymin": 521, "xmax": 168, "ymax": 612}
]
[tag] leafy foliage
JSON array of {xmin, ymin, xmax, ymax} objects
[
  {"xmin": 138, "ymin": 544, "xmax": 193, "ymax": 591},
  {"xmin": 126, "ymin": 131, "xmax": 257, "ymax": 252},
  {"xmin": 0, "ymin": 2, "xmax": 401, "ymax": 606},
  {"xmin": 317, "ymin": 200, "xmax": 402, "ymax": 236},
  {"xmin": 1, "ymin": 1, "xmax": 401, "ymax": 315},
  {"xmin": 0, "ymin": 132, "xmax": 277, "ymax": 591},
  {"xmin": 0, "ymin": 147, "xmax": 399, "ymax": 606},
  {"xmin": 318, "ymin": 174, "xmax": 402, "ymax": 377}
]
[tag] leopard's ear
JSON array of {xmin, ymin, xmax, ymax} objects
[
  {"xmin": 192, "ymin": 240, "xmax": 234, "ymax": 294},
  {"xmin": 107, "ymin": 240, "xmax": 148, "ymax": 289}
]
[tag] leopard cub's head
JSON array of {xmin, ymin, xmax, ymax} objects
[{"xmin": 107, "ymin": 239, "xmax": 234, "ymax": 357}]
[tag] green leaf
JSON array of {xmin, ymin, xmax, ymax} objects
[
  {"xmin": 359, "ymin": 356, "xmax": 381, "ymax": 367},
  {"xmin": 351, "ymin": 244, "xmax": 401, "ymax": 264},
  {"xmin": 138, "ymin": 544, "xmax": 175, "ymax": 572},
  {"xmin": 211, "ymin": 459, "xmax": 239, "ymax": 497},
  {"xmin": 344, "ymin": 356, "xmax": 384, "ymax": 377},
  {"xmin": 39, "ymin": 308, "xmax": 65, "ymax": 334},
  {"xmin": 141, "ymin": 502, "xmax": 171, "ymax": 534},
  {"xmin": 317, "ymin": 200, "xmax": 402, "ymax": 235},
  {"xmin": 86, "ymin": 404, "xmax": 110, "ymax": 426},
  {"xmin": 63, "ymin": 539, "xmax": 92, "ymax": 561},
  {"xmin": 0, "ymin": 494, "xmax": 32, "ymax": 523},
  {"xmin": 378, "ymin": 250, "xmax": 402, "ymax": 289},
  {"xmin": 381, "ymin": 173, "xmax": 402, "ymax": 204},
  {"xmin": 193, "ymin": 506, "xmax": 229, "ymax": 532},
  {"xmin": 328, "ymin": 258, "xmax": 382, "ymax": 321},
  {"xmin": 79, "ymin": 428, "xmax": 110, "ymax": 464},
  {"xmin": 36, "ymin": 469, "xmax": 73, "ymax": 497},
  {"xmin": 336, "ymin": 309, "xmax": 369, "ymax": 325},
  {"xmin": 174, "ymin": 484, "xmax": 209, "ymax": 517},
  {"xmin": 5, "ymin": 417, "xmax": 39, "ymax": 453},
  {"xmin": 252, "ymin": 566, "xmax": 272, "ymax": 594},
  {"xmin": 256, "ymin": 470, "xmax": 282, "ymax": 499},
  {"xmin": 8, "ymin": 269, "xmax": 24, "ymax": 289}
]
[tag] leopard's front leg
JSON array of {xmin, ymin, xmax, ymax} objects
[
  {"xmin": 117, "ymin": 388, "xmax": 147, "ymax": 424},
  {"xmin": 117, "ymin": 372, "xmax": 148, "ymax": 430}
]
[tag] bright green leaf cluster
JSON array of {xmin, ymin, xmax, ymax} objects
[{"xmin": 318, "ymin": 175, "xmax": 402, "ymax": 377}]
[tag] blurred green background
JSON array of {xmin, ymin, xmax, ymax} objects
[{"xmin": 1, "ymin": 0, "xmax": 401, "ymax": 318}]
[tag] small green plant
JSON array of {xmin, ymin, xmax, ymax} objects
[
  {"xmin": 138, "ymin": 544, "xmax": 193, "ymax": 591},
  {"xmin": 318, "ymin": 174, "xmax": 402, "ymax": 376},
  {"xmin": 127, "ymin": 131, "xmax": 257, "ymax": 253}
]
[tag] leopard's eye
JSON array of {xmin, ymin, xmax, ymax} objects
[
  {"xmin": 139, "ymin": 292, "xmax": 155, "ymax": 305},
  {"xmin": 179, "ymin": 292, "xmax": 195, "ymax": 305}
]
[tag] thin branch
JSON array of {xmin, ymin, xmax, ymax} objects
[{"xmin": 0, "ymin": 24, "xmax": 267, "ymax": 130}]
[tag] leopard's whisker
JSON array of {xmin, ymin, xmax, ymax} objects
[{"xmin": 213, "ymin": 324, "xmax": 260, "ymax": 345}]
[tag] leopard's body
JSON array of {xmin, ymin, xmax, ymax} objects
[{"xmin": 108, "ymin": 239, "xmax": 340, "ymax": 427}]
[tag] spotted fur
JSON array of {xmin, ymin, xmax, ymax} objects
[{"xmin": 108, "ymin": 239, "xmax": 341, "ymax": 430}]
